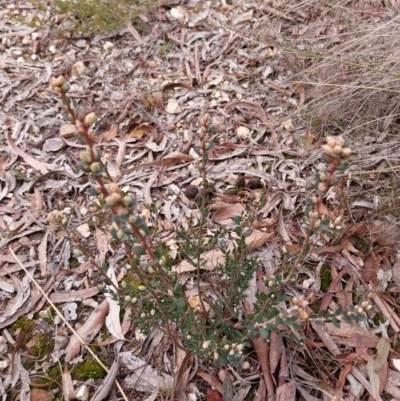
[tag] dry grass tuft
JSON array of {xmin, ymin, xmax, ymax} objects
[{"xmin": 287, "ymin": 1, "xmax": 400, "ymax": 139}]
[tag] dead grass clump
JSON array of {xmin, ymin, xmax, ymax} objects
[{"xmin": 290, "ymin": 1, "xmax": 400, "ymax": 139}]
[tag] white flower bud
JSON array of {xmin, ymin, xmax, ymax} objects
[
  {"xmin": 333, "ymin": 145, "xmax": 343, "ymax": 154},
  {"xmin": 322, "ymin": 145, "xmax": 333, "ymax": 155},
  {"xmin": 333, "ymin": 216, "xmax": 342, "ymax": 225},
  {"xmin": 341, "ymin": 147, "xmax": 352, "ymax": 157},
  {"xmin": 335, "ymin": 136, "xmax": 345, "ymax": 147},
  {"xmin": 318, "ymin": 182, "xmax": 327, "ymax": 193},
  {"xmin": 326, "ymin": 136, "xmax": 336, "ymax": 147},
  {"xmin": 202, "ymin": 341, "xmax": 211, "ymax": 350}
]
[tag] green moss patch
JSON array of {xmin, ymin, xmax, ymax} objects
[{"xmin": 71, "ymin": 357, "xmax": 106, "ymax": 381}]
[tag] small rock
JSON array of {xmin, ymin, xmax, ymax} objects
[
  {"xmin": 59, "ymin": 124, "xmax": 77, "ymax": 138},
  {"xmin": 282, "ymin": 119, "xmax": 293, "ymax": 131},
  {"xmin": 76, "ymin": 385, "xmax": 89, "ymax": 400},
  {"xmin": 191, "ymin": 177, "xmax": 203, "ymax": 187},
  {"xmin": 43, "ymin": 137, "xmax": 64, "ymax": 152},
  {"xmin": 241, "ymin": 10, "xmax": 253, "ymax": 21},
  {"xmin": 237, "ymin": 126, "xmax": 251, "ymax": 140},
  {"xmin": 55, "ymin": 335, "xmax": 69, "ymax": 348},
  {"xmin": 170, "ymin": 6, "xmax": 185, "ymax": 20},
  {"xmin": 48, "ymin": 44, "xmax": 56, "ymax": 53},
  {"xmin": 71, "ymin": 60, "xmax": 87, "ymax": 76},
  {"xmin": 54, "ymin": 315, "xmax": 62, "ymax": 325},
  {"xmin": 77, "ymin": 223, "xmax": 91, "ymax": 238},
  {"xmin": 165, "ymin": 98, "xmax": 181, "ymax": 114},
  {"xmin": 76, "ymin": 39, "xmax": 87, "ymax": 48},
  {"xmin": 103, "ymin": 41, "xmax": 114, "ymax": 51}
]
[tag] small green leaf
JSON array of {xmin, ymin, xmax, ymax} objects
[
  {"xmin": 87, "ymin": 187, "xmax": 100, "ymax": 196},
  {"xmin": 260, "ymin": 328, "xmax": 269, "ymax": 339}
]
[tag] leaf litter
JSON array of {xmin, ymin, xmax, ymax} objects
[{"xmin": 2, "ymin": 0, "xmax": 400, "ymax": 400}]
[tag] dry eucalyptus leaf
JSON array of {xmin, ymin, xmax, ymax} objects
[
  {"xmin": 102, "ymin": 125, "xmax": 118, "ymax": 141},
  {"xmin": 212, "ymin": 203, "xmax": 245, "ymax": 222},
  {"xmin": 245, "ymin": 230, "xmax": 274, "ymax": 250}
]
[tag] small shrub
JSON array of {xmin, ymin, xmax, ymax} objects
[{"xmin": 50, "ymin": 74, "xmax": 372, "ymax": 370}]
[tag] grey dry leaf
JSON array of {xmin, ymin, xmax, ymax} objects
[
  {"xmin": 0, "ymin": 275, "xmax": 30, "ymax": 323},
  {"xmin": 91, "ymin": 356, "xmax": 121, "ymax": 401},
  {"xmin": 106, "ymin": 160, "xmax": 122, "ymax": 182},
  {"xmin": 105, "ymin": 264, "xmax": 125, "ymax": 340},
  {"xmin": 7, "ymin": 132, "xmax": 48, "ymax": 175},
  {"xmin": 121, "ymin": 352, "xmax": 173, "ymax": 393},
  {"xmin": 43, "ymin": 137, "xmax": 65, "ymax": 152}
]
